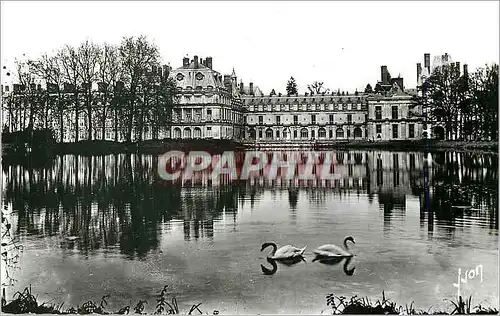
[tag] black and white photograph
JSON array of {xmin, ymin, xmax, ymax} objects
[{"xmin": 1, "ymin": 1, "xmax": 499, "ymax": 315}]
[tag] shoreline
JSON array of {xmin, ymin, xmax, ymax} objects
[{"xmin": 1, "ymin": 139, "xmax": 498, "ymax": 157}]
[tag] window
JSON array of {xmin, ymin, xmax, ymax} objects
[
  {"xmin": 311, "ymin": 130, "xmax": 316, "ymax": 138},
  {"xmin": 300, "ymin": 128, "xmax": 308, "ymax": 138},
  {"xmin": 392, "ymin": 106, "xmax": 398, "ymax": 119},
  {"xmin": 392, "ymin": 124, "xmax": 398, "ymax": 139},
  {"xmin": 329, "ymin": 130, "xmax": 333, "ymax": 138},
  {"xmin": 276, "ymin": 116, "xmax": 281, "ymax": 125},
  {"xmin": 329, "ymin": 114, "xmax": 334, "ymax": 124},
  {"xmin": 347, "ymin": 114, "xmax": 352, "ymax": 123},
  {"xmin": 293, "ymin": 115, "xmax": 298, "ymax": 124},
  {"xmin": 276, "ymin": 130, "xmax": 280, "ymax": 138},
  {"xmin": 293, "ymin": 130, "xmax": 297, "ymax": 138},
  {"xmin": 318, "ymin": 128, "xmax": 326, "ymax": 138},
  {"xmin": 206, "ymin": 127, "xmax": 212, "ymax": 137},
  {"xmin": 409, "ymin": 124, "xmax": 415, "ymax": 138},
  {"xmin": 311, "ymin": 114, "xmax": 316, "ymax": 124},
  {"xmin": 376, "ymin": 124, "xmax": 382, "ymax": 134},
  {"xmin": 375, "ymin": 106, "xmax": 382, "ymax": 120},
  {"xmin": 258, "ymin": 130, "xmax": 263, "ymax": 138},
  {"xmin": 259, "ymin": 116, "xmax": 263, "ymax": 124}
]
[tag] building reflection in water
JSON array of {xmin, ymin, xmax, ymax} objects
[{"xmin": 1, "ymin": 150, "xmax": 497, "ymax": 257}]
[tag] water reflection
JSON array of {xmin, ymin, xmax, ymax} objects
[
  {"xmin": 1, "ymin": 150, "xmax": 498, "ymax": 257},
  {"xmin": 312, "ymin": 256, "xmax": 356, "ymax": 276},
  {"xmin": 260, "ymin": 257, "xmax": 306, "ymax": 276}
]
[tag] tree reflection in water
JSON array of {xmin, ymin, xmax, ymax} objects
[{"xmin": 1, "ymin": 150, "xmax": 497, "ymax": 259}]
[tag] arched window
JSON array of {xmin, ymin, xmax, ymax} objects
[
  {"xmin": 183, "ymin": 127, "xmax": 191, "ymax": 139},
  {"xmin": 174, "ymin": 128, "xmax": 181, "ymax": 139},
  {"xmin": 336, "ymin": 128, "xmax": 344, "ymax": 138},
  {"xmin": 193, "ymin": 127, "xmax": 202, "ymax": 138},
  {"xmin": 249, "ymin": 129, "xmax": 256, "ymax": 140},
  {"xmin": 300, "ymin": 128, "xmax": 308, "ymax": 139},
  {"xmin": 265, "ymin": 128, "xmax": 273, "ymax": 139},
  {"xmin": 354, "ymin": 127, "xmax": 362, "ymax": 138},
  {"xmin": 318, "ymin": 128, "xmax": 327, "ymax": 138}
]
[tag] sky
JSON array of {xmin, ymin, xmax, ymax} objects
[{"xmin": 1, "ymin": 1, "xmax": 499, "ymax": 94}]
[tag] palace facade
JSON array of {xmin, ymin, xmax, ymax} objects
[{"xmin": 1, "ymin": 54, "xmax": 426, "ymax": 143}]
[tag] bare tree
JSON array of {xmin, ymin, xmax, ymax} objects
[
  {"xmin": 119, "ymin": 36, "xmax": 161, "ymax": 142},
  {"xmin": 31, "ymin": 53, "xmax": 67, "ymax": 142},
  {"xmin": 307, "ymin": 81, "xmax": 330, "ymax": 95},
  {"xmin": 77, "ymin": 40, "xmax": 101, "ymax": 141},
  {"xmin": 59, "ymin": 45, "xmax": 81, "ymax": 141},
  {"xmin": 96, "ymin": 43, "xmax": 122, "ymax": 140}
]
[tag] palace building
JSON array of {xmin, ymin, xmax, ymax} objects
[{"xmin": 1, "ymin": 54, "xmax": 426, "ymax": 143}]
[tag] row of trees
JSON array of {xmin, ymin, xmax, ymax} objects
[
  {"xmin": 417, "ymin": 63, "xmax": 498, "ymax": 141},
  {"xmin": 4, "ymin": 36, "xmax": 179, "ymax": 143},
  {"xmin": 282, "ymin": 77, "xmax": 354, "ymax": 97}
]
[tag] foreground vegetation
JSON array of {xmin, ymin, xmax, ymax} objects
[
  {"xmin": 324, "ymin": 292, "xmax": 498, "ymax": 315},
  {"xmin": 1, "ymin": 286, "xmax": 498, "ymax": 315}
]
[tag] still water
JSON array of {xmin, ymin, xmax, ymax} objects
[{"xmin": 1, "ymin": 150, "xmax": 498, "ymax": 314}]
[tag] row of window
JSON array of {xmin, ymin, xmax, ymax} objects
[
  {"xmin": 256, "ymin": 114, "xmax": 355, "ymax": 125},
  {"xmin": 248, "ymin": 102, "xmax": 363, "ymax": 112},
  {"xmin": 374, "ymin": 106, "xmax": 400, "ymax": 120},
  {"xmin": 249, "ymin": 127, "xmax": 364, "ymax": 139},
  {"xmin": 375, "ymin": 123, "xmax": 415, "ymax": 138}
]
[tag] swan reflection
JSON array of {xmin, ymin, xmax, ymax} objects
[
  {"xmin": 312, "ymin": 255, "xmax": 355, "ymax": 276},
  {"xmin": 260, "ymin": 256, "xmax": 306, "ymax": 275}
]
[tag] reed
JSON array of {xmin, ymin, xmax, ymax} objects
[{"xmin": 324, "ymin": 292, "xmax": 498, "ymax": 315}]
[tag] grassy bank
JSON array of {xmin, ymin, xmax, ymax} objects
[
  {"xmin": 2, "ymin": 139, "xmax": 245, "ymax": 156},
  {"xmin": 1, "ymin": 286, "xmax": 498, "ymax": 315},
  {"xmin": 46, "ymin": 139, "xmax": 244, "ymax": 156},
  {"xmin": 314, "ymin": 140, "xmax": 498, "ymax": 153},
  {"xmin": 1, "ymin": 139, "xmax": 497, "ymax": 157}
]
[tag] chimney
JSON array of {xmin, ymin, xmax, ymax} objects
[
  {"xmin": 455, "ymin": 61, "xmax": 460, "ymax": 75},
  {"xmin": 381, "ymin": 65, "xmax": 389, "ymax": 84},
  {"xmin": 200, "ymin": 58, "xmax": 203, "ymax": 66},
  {"xmin": 183, "ymin": 57, "xmax": 189, "ymax": 67},
  {"xmin": 417, "ymin": 63, "xmax": 422, "ymax": 83},
  {"xmin": 444, "ymin": 53, "xmax": 449, "ymax": 62},
  {"xmin": 224, "ymin": 74, "xmax": 231, "ymax": 87},
  {"xmin": 424, "ymin": 53, "xmax": 430, "ymax": 72},
  {"xmin": 194, "ymin": 55, "xmax": 199, "ymax": 69},
  {"xmin": 163, "ymin": 64, "xmax": 170, "ymax": 78},
  {"xmin": 249, "ymin": 82, "xmax": 254, "ymax": 96},
  {"xmin": 205, "ymin": 57, "xmax": 212, "ymax": 69},
  {"xmin": 240, "ymin": 81, "xmax": 244, "ymax": 93},
  {"xmin": 463, "ymin": 64, "xmax": 468, "ymax": 77}
]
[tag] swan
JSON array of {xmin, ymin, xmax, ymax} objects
[
  {"xmin": 261, "ymin": 242, "xmax": 307, "ymax": 260},
  {"xmin": 313, "ymin": 236, "xmax": 355, "ymax": 259}
]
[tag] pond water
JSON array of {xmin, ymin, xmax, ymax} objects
[{"xmin": 1, "ymin": 150, "xmax": 498, "ymax": 314}]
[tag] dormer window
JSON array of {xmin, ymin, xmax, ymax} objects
[
  {"xmin": 207, "ymin": 85, "xmax": 213, "ymax": 91},
  {"xmin": 195, "ymin": 72, "xmax": 204, "ymax": 80},
  {"xmin": 176, "ymin": 73, "xmax": 184, "ymax": 81},
  {"xmin": 196, "ymin": 86, "xmax": 202, "ymax": 90}
]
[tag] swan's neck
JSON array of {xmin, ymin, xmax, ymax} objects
[
  {"xmin": 343, "ymin": 239, "xmax": 350, "ymax": 250},
  {"xmin": 270, "ymin": 243, "xmax": 278, "ymax": 256}
]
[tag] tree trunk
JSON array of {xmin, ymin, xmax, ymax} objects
[
  {"xmin": 87, "ymin": 88, "xmax": 92, "ymax": 141},
  {"xmin": 75, "ymin": 91, "xmax": 80, "ymax": 142}
]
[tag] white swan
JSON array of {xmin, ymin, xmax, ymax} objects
[
  {"xmin": 261, "ymin": 242, "xmax": 307, "ymax": 260},
  {"xmin": 313, "ymin": 236, "xmax": 355, "ymax": 258}
]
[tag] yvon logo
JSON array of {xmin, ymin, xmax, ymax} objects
[{"xmin": 453, "ymin": 264, "xmax": 483, "ymax": 299}]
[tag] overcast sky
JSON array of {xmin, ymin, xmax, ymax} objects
[{"xmin": 1, "ymin": 1, "xmax": 498, "ymax": 94}]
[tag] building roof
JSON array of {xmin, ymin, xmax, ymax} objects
[
  {"xmin": 171, "ymin": 60, "xmax": 225, "ymax": 90},
  {"xmin": 242, "ymin": 93, "xmax": 368, "ymax": 106}
]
